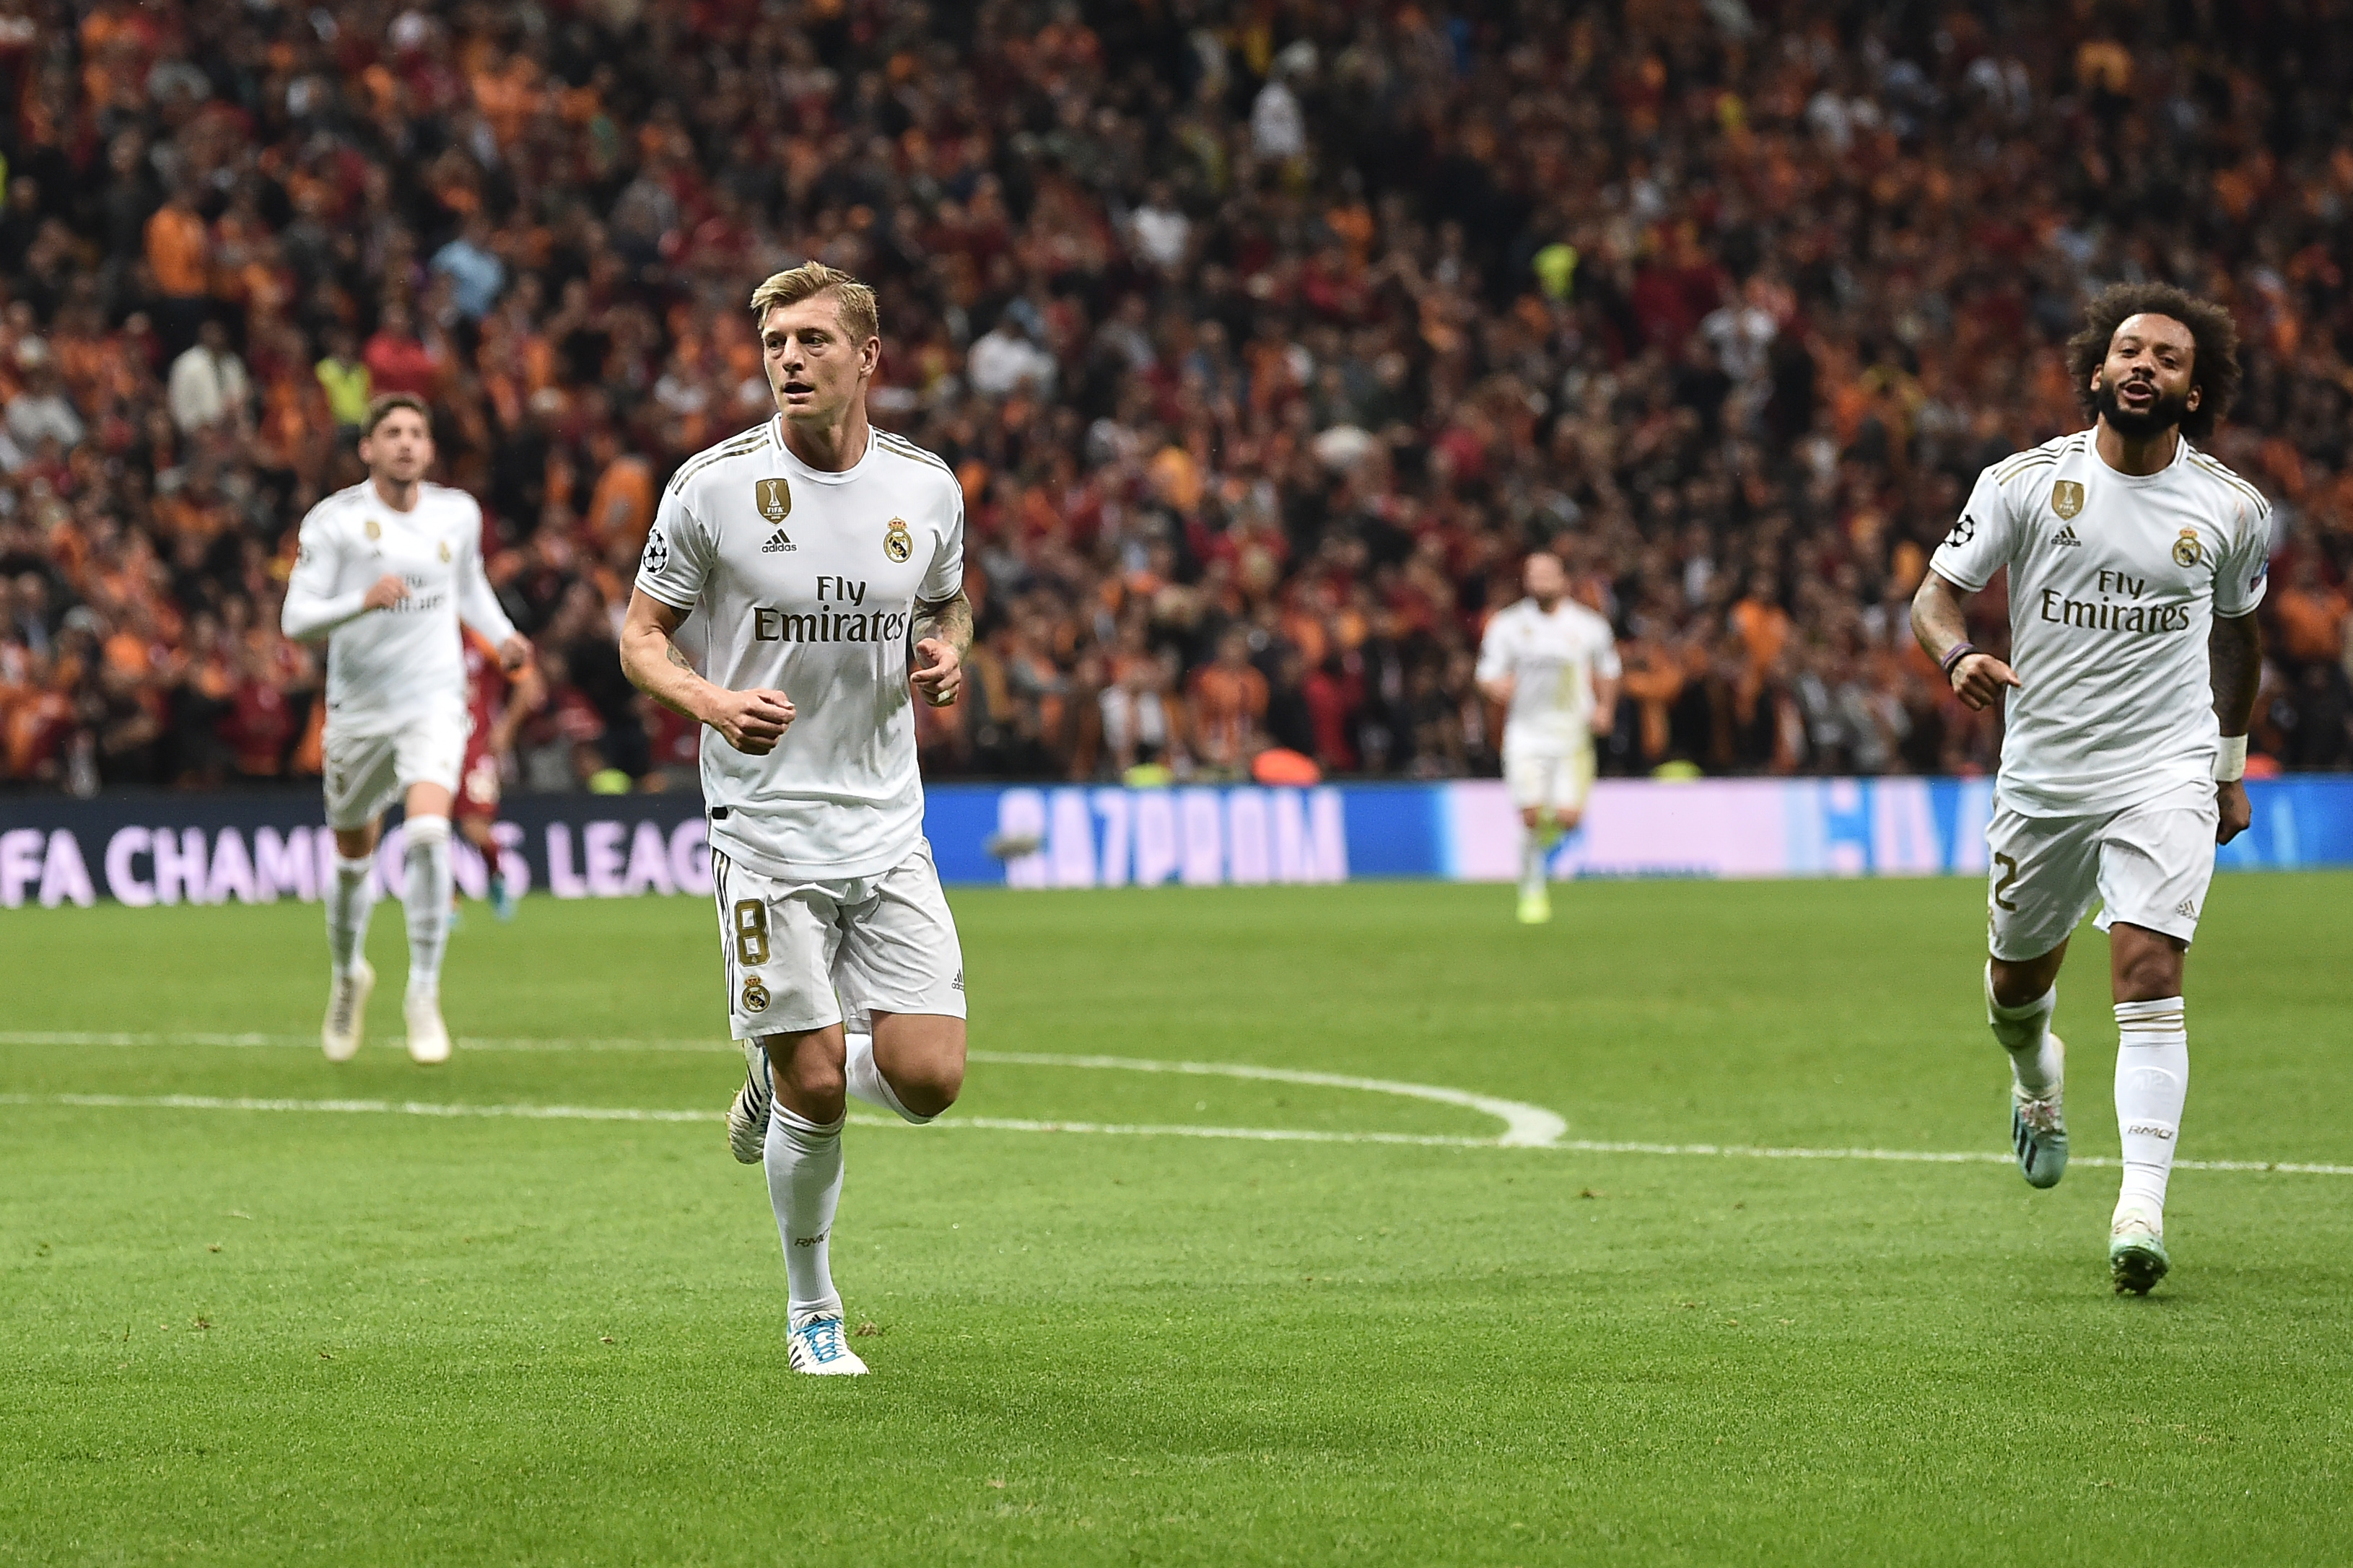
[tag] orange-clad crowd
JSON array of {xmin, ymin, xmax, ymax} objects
[{"xmin": 1, "ymin": 0, "xmax": 2348, "ymax": 797}]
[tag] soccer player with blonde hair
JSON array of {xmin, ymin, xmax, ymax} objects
[{"xmin": 619, "ymin": 263, "xmax": 973, "ymax": 1375}]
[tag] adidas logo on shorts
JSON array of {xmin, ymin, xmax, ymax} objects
[
  {"xmin": 2175, "ymin": 896, "xmax": 2198, "ymax": 918},
  {"xmin": 761, "ymin": 529, "xmax": 795, "ymax": 553},
  {"xmin": 2053, "ymin": 524, "xmax": 2083, "ymax": 547}
]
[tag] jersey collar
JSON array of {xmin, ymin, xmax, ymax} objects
[{"xmin": 769, "ymin": 415, "xmax": 876, "ymax": 486}]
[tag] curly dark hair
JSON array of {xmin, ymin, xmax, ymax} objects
[{"xmin": 2066, "ymin": 282, "xmax": 2241, "ymax": 441}]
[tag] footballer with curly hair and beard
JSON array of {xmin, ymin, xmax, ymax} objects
[{"xmin": 1910, "ymin": 282, "xmax": 2269, "ymax": 1296}]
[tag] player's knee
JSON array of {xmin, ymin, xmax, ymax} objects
[
  {"xmin": 772, "ymin": 1044, "xmax": 847, "ymax": 1109},
  {"xmin": 895, "ymin": 1051, "xmax": 964, "ymax": 1116},
  {"xmin": 1988, "ymin": 958, "xmax": 2054, "ymax": 1007},
  {"xmin": 2113, "ymin": 937, "xmax": 2185, "ymax": 1001}
]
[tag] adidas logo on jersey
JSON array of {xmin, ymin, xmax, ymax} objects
[
  {"xmin": 761, "ymin": 529, "xmax": 795, "ymax": 553},
  {"xmin": 2053, "ymin": 524, "xmax": 2083, "ymax": 547}
]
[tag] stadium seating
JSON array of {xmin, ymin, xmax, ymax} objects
[{"xmin": 0, "ymin": 1, "xmax": 2347, "ymax": 794}]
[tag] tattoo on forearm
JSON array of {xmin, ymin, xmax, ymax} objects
[
  {"xmin": 665, "ymin": 643, "xmax": 692, "ymax": 670},
  {"xmin": 2209, "ymin": 614, "xmax": 2261, "ymax": 732},
  {"xmin": 1910, "ymin": 577, "xmax": 1970, "ymax": 661},
  {"xmin": 913, "ymin": 591, "xmax": 974, "ymax": 654}
]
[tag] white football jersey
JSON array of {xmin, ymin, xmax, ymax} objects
[
  {"xmin": 1931, "ymin": 432, "xmax": 2270, "ymax": 817},
  {"xmin": 281, "ymin": 481, "xmax": 516, "ymax": 737},
  {"xmin": 635, "ymin": 417, "xmax": 964, "ymax": 880},
  {"xmin": 1475, "ymin": 596, "xmax": 1622, "ymax": 754}
]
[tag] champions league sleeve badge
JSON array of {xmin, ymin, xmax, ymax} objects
[{"xmin": 642, "ymin": 527, "xmax": 669, "ymax": 574}]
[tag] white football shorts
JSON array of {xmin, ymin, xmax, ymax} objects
[
  {"xmin": 322, "ymin": 709, "xmax": 469, "ymax": 830},
  {"xmin": 1985, "ymin": 779, "xmax": 2220, "ymax": 960},
  {"xmin": 1503, "ymin": 740, "xmax": 1596, "ymax": 815},
  {"xmin": 710, "ymin": 838, "xmax": 966, "ymax": 1041}
]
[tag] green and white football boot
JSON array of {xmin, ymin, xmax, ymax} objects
[{"xmin": 2110, "ymin": 1208, "xmax": 2170, "ymax": 1295}]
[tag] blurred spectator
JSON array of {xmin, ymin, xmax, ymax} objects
[
  {"xmin": 167, "ymin": 320, "xmax": 252, "ymax": 437},
  {"xmin": 315, "ymin": 328, "xmax": 373, "ymax": 437}
]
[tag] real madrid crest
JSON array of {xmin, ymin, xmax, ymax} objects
[
  {"xmin": 883, "ymin": 517, "xmax": 913, "ymax": 564},
  {"xmin": 755, "ymin": 477, "xmax": 792, "ymax": 523},
  {"xmin": 437, "ymin": 540, "xmax": 451, "ymax": 563},
  {"xmin": 2172, "ymin": 528, "xmax": 2204, "ymax": 568},
  {"xmin": 365, "ymin": 518, "xmax": 382, "ymax": 540},
  {"xmin": 2051, "ymin": 481, "xmax": 2084, "ymax": 520}
]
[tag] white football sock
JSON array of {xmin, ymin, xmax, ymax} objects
[
  {"xmin": 327, "ymin": 852, "xmax": 376, "ymax": 975},
  {"xmin": 845, "ymin": 1030, "xmax": 934, "ymax": 1124},
  {"xmin": 766, "ymin": 1099, "xmax": 845, "ymax": 1321},
  {"xmin": 401, "ymin": 815, "xmax": 454, "ymax": 999},
  {"xmin": 1985, "ymin": 963, "xmax": 2060, "ymax": 1095},
  {"xmin": 2113, "ymin": 997, "xmax": 2188, "ymax": 1226},
  {"xmin": 1519, "ymin": 832, "xmax": 1550, "ymax": 898}
]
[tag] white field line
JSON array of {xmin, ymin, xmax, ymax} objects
[
  {"xmin": 1, "ymin": 1087, "xmax": 2348, "ymax": 1175},
  {"xmin": 0, "ymin": 1033, "xmax": 1565, "ymax": 1147},
  {"xmin": 966, "ymin": 1049, "xmax": 1569, "ymax": 1148}
]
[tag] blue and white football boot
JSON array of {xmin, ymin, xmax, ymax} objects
[{"xmin": 787, "ymin": 1315, "xmax": 869, "ymax": 1376}]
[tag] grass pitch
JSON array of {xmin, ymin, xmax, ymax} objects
[{"xmin": 4, "ymin": 872, "xmax": 2351, "ymax": 1565}]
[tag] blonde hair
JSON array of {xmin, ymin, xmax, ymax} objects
[{"xmin": 748, "ymin": 263, "xmax": 879, "ymax": 342}]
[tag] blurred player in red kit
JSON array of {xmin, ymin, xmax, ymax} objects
[{"xmin": 458, "ymin": 627, "xmax": 544, "ymax": 920}]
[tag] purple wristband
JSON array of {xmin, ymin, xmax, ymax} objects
[{"xmin": 1939, "ymin": 642, "xmax": 1978, "ymax": 677}]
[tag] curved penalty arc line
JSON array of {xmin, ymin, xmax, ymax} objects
[{"xmin": 966, "ymin": 1050, "xmax": 1568, "ymax": 1148}]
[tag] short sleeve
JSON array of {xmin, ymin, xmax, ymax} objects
[
  {"xmin": 1474, "ymin": 613, "xmax": 1514, "ymax": 683},
  {"xmin": 1928, "ymin": 464, "xmax": 2023, "ymax": 592},
  {"xmin": 634, "ymin": 486, "xmax": 712, "ymax": 613},
  {"xmin": 2213, "ymin": 496, "xmax": 2272, "ymax": 618},
  {"xmin": 919, "ymin": 492, "xmax": 965, "ymax": 603},
  {"xmin": 285, "ymin": 505, "xmax": 345, "ymax": 603},
  {"xmin": 1589, "ymin": 618, "xmax": 1623, "ymax": 679}
]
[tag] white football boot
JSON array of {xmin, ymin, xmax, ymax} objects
[
  {"xmin": 2009, "ymin": 1033, "xmax": 2069, "ymax": 1189},
  {"xmin": 404, "ymin": 990, "xmax": 453, "ymax": 1065},
  {"xmin": 727, "ymin": 1038, "xmax": 773, "ymax": 1164},
  {"xmin": 321, "ymin": 960, "xmax": 375, "ymax": 1062},
  {"xmin": 787, "ymin": 1315, "xmax": 869, "ymax": 1376}
]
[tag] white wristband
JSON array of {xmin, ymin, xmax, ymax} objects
[{"xmin": 2214, "ymin": 734, "xmax": 2248, "ymax": 783}]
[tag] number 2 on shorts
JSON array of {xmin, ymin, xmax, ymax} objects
[
  {"xmin": 1991, "ymin": 852, "xmax": 2021, "ymax": 912},
  {"xmin": 733, "ymin": 899, "xmax": 770, "ymax": 965}
]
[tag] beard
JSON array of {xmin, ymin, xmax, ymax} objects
[{"xmin": 2094, "ymin": 375, "xmax": 2191, "ymax": 437}]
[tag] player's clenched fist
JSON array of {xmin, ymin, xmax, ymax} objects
[
  {"xmin": 704, "ymin": 687, "xmax": 795, "ymax": 754},
  {"xmin": 361, "ymin": 573, "xmax": 411, "ymax": 611},
  {"xmin": 1949, "ymin": 651, "xmax": 2022, "ymax": 711},
  {"xmin": 912, "ymin": 637, "xmax": 961, "ymax": 707}
]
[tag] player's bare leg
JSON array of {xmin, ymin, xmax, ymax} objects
[
  {"xmin": 2108, "ymin": 924, "xmax": 2188, "ymax": 1295},
  {"xmin": 1989, "ymin": 942, "xmax": 2070, "ymax": 1189},
  {"xmin": 860, "ymin": 1012, "xmax": 966, "ymax": 1120},
  {"xmin": 322, "ymin": 819, "xmax": 382, "ymax": 1061},
  {"xmin": 455, "ymin": 814, "xmax": 518, "ymax": 921},
  {"xmin": 397, "ymin": 781, "xmax": 458, "ymax": 1064}
]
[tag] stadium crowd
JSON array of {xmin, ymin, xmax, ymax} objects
[{"xmin": 1, "ymin": 0, "xmax": 2349, "ymax": 797}]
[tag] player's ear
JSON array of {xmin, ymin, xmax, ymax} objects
[{"xmin": 2185, "ymin": 384, "xmax": 2201, "ymax": 411}]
